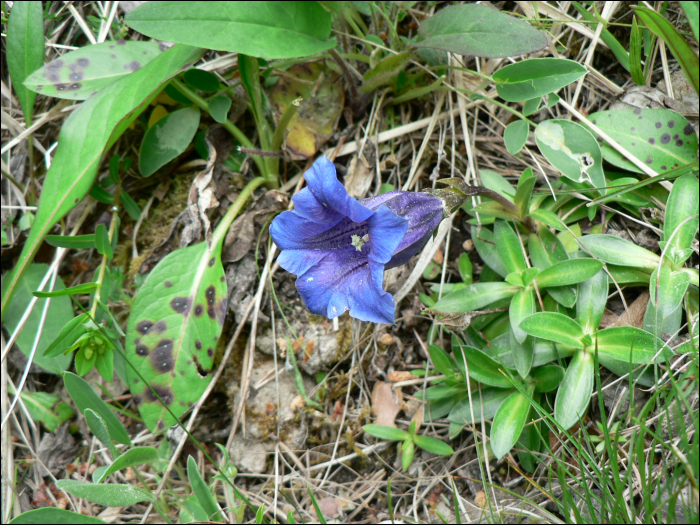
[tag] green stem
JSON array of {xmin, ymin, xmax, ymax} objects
[
  {"xmin": 270, "ymin": 101, "xmax": 299, "ymax": 152},
  {"xmin": 90, "ymin": 202, "xmax": 120, "ymax": 318},
  {"xmin": 211, "ymin": 176, "xmax": 268, "ymax": 252},
  {"xmin": 170, "ymin": 79, "xmax": 267, "ymax": 177}
]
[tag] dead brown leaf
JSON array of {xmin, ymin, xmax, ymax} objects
[{"xmin": 371, "ymin": 381, "xmax": 403, "ymax": 427}]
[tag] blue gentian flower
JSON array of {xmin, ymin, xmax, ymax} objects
[{"xmin": 270, "ymin": 156, "xmax": 444, "ymax": 324}]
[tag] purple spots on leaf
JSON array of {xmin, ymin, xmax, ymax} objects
[
  {"xmin": 157, "ymin": 421, "xmax": 165, "ymax": 430},
  {"xmin": 195, "ymin": 340, "xmax": 202, "ymax": 350},
  {"xmin": 67, "ymin": 83, "xmax": 81, "ymax": 91},
  {"xmin": 676, "ymin": 139, "xmax": 684, "ymax": 147},
  {"xmin": 135, "ymin": 338, "xmax": 150, "ymax": 356},
  {"xmin": 164, "ymin": 280, "xmax": 173, "ymax": 288},
  {"xmin": 69, "ymin": 72, "xmax": 83, "ymax": 81},
  {"xmin": 661, "ymin": 166, "xmax": 667, "ymax": 170},
  {"xmin": 648, "ymin": 138, "xmax": 655, "ymax": 144},
  {"xmin": 194, "ymin": 304, "xmax": 204, "ymax": 317},
  {"xmin": 151, "ymin": 339, "xmax": 175, "ymax": 373},
  {"xmin": 668, "ymin": 120, "xmax": 675, "ymax": 128},
  {"xmin": 206, "ymin": 286, "xmax": 216, "ymax": 306},
  {"xmin": 125, "ymin": 61, "xmax": 141, "ymax": 71},
  {"xmin": 645, "ymin": 156, "xmax": 653, "ymax": 164},
  {"xmin": 655, "ymin": 122, "xmax": 662, "ymax": 129},
  {"xmin": 208, "ymin": 258, "xmax": 215, "ymax": 267},
  {"xmin": 46, "ymin": 60, "xmax": 64, "ymax": 71},
  {"xmin": 77, "ymin": 58, "xmax": 90, "ymax": 67},
  {"xmin": 55, "ymin": 83, "xmax": 67, "ymax": 91},
  {"xmin": 153, "ymin": 320, "xmax": 167, "ymax": 333},
  {"xmin": 137, "ymin": 320, "xmax": 154, "ymax": 335},
  {"xmin": 592, "ymin": 120, "xmax": 597, "ymax": 125},
  {"xmin": 207, "ymin": 348, "xmax": 214, "ymax": 358},
  {"xmin": 684, "ymin": 123, "xmax": 694, "ymax": 136},
  {"xmin": 630, "ymin": 126, "xmax": 635, "ymax": 131},
  {"xmin": 117, "ymin": 39, "xmax": 126, "ymax": 45},
  {"xmin": 634, "ymin": 108, "xmax": 642, "ymax": 115},
  {"xmin": 170, "ymin": 297, "xmax": 191, "ymax": 314},
  {"xmin": 660, "ymin": 133, "xmax": 671, "ymax": 144}
]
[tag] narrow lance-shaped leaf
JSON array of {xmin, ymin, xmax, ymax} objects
[
  {"xmin": 519, "ymin": 312, "xmax": 586, "ymax": 349},
  {"xmin": 576, "ymin": 268, "xmax": 608, "ymax": 334},
  {"xmin": 594, "ymin": 326, "xmax": 670, "ymax": 365},
  {"xmin": 649, "ymin": 266, "xmax": 690, "ymax": 320},
  {"xmin": 490, "ymin": 390, "xmax": 531, "ymax": 459},
  {"xmin": 555, "ymin": 350, "xmax": 594, "ymax": 430},
  {"xmin": 535, "ymin": 258, "xmax": 604, "ymax": 289},
  {"xmin": 1, "ymin": 44, "xmax": 203, "ymax": 321},
  {"xmin": 432, "ymin": 282, "xmax": 519, "ymax": 313},
  {"xmin": 663, "ymin": 173, "xmax": 699, "ymax": 266},
  {"xmin": 125, "ymin": 241, "xmax": 227, "ymax": 432},
  {"xmin": 56, "ymin": 480, "xmax": 154, "ymax": 507},
  {"xmin": 494, "ymin": 220, "xmax": 527, "ymax": 273},
  {"xmin": 509, "ymin": 289, "xmax": 534, "ymax": 345},
  {"xmin": 93, "ymin": 447, "xmax": 159, "ymax": 483}
]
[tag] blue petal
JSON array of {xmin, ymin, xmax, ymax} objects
[
  {"xmin": 368, "ymin": 204, "xmax": 408, "ymax": 264},
  {"xmin": 304, "ymin": 156, "xmax": 374, "ymax": 223},
  {"xmin": 290, "ymin": 187, "xmax": 343, "ymax": 224},
  {"xmin": 270, "ymin": 209, "xmax": 342, "ymax": 251}
]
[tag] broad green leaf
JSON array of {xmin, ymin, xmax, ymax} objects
[
  {"xmin": 43, "ymin": 313, "xmax": 89, "ymax": 358},
  {"xmin": 45, "ymin": 234, "xmax": 96, "ymax": 249},
  {"xmin": 24, "ymin": 41, "xmax": 165, "ymax": 100},
  {"xmin": 448, "ymin": 387, "xmax": 513, "ymax": 425},
  {"xmin": 56, "ymin": 480, "xmax": 154, "ymax": 506},
  {"xmin": 7, "ymin": 1, "xmax": 44, "ymax": 124},
  {"xmin": 680, "ymin": 3, "xmax": 699, "ymax": 41},
  {"xmin": 632, "ymin": 6, "xmax": 699, "ymax": 94},
  {"xmin": 519, "ymin": 312, "xmax": 585, "ymax": 348},
  {"xmin": 555, "ymin": 350, "xmax": 594, "ymax": 430},
  {"xmin": 209, "ymin": 95, "xmax": 232, "ymax": 124},
  {"xmin": 529, "ymin": 208, "xmax": 567, "ymax": 231},
  {"xmin": 531, "ymin": 364, "xmax": 565, "ymax": 393},
  {"xmin": 579, "ymin": 234, "xmax": 660, "ymax": 269},
  {"xmin": 95, "ymin": 224, "xmax": 113, "ymax": 259},
  {"xmin": 509, "ymin": 327, "xmax": 534, "ymax": 379},
  {"xmin": 7, "ymin": 386, "xmax": 73, "ymax": 433},
  {"xmin": 414, "ymin": 3, "xmax": 547, "ymax": 58},
  {"xmin": 535, "ymin": 119, "xmax": 605, "ymax": 189},
  {"xmin": 428, "ymin": 344, "xmax": 457, "ymax": 377},
  {"xmin": 494, "ymin": 221, "xmax": 527, "ymax": 274},
  {"xmin": 643, "ymin": 299, "xmax": 683, "ymax": 338},
  {"xmin": 509, "ymin": 289, "xmax": 534, "ymax": 345},
  {"xmin": 514, "ymin": 168, "xmax": 536, "ymax": 218},
  {"xmin": 85, "ymin": 409, "xmax": 119, "ymax": 460},
  {"xmin": 453, "ymin": 342, "xmax": 514, "ymax": 389},
  {"xmin": 125, "ymin": 2, "xmax": 336, "ymax": 59},
  {"xmin": 1, "ymin": 45, "xmax": 203, "ymax": 322},
  {"xmin": 432, "ymin": 282, "xmax": 519, "ymax": 313},
  {"xmin": 126, "ymin": 241, "xmax": 227, "ymax": 432},
  {"xmin": 401, "ymin": 440, "xmax": 415, "ymax": 472},
  {"xmin": 529, "ymin": 229, "xmax": 575, "ymax": 307},
  {"xmin": 663, "ymin": 173, "xmax": 699, "ymax": 266},
  {"xmin": 493, "ymin": 58, "xmax": 587, "ymax": 102},
  {"xmin": 33, "ymin": 282, "xmax": 98, "ymax": 297},
  {"xmin": 187, "ymin": 455, "xmax": 222, "ymax": 522},
  {"xmin": 576, "ymin": 268, "xmax": 608, "ymax": 334},
  {"xmin": 2, "ymin": 264, "xmax": 73, "ymax": 374},
  {"xmin": 8, "ymin": 508, "xmax": 107, "ymax": 524},
  {"xmin": 139, "ymin": 106, "xmax": 200, "ymax": 177},
  {"xmin": 466, "ymin": 224, "xmax": 509, "ymax": 276},
  {"xmin": 490, "ymin": 390, "xmax": 530, "ymax": 459},
  {"xmin": 595, "ymin": 326, "xmax": 670, "ymax": 365},
  {"xmin": 650, "ymin": 266, "xmax": 691, "ymax": 318},
  {"xmin": 64, "ymin": 372, "xmax": 132, "ymax": 445},
  {"xmin": 607, "ymin": 265, "xmax": 650, "ymax": 285},
  {"xmin": 121, "ymin": 190, "xmax": 142, "ymax": 221},
  {"xmin": 422, "ymin": 383, "xmax": 464, "ymax": 401},
  {"xmin": 363, "ymin": 424, "xmax": 410, "ymax": 441},
  {"xmin": 478, "ymin": 170, "xmax": 515, "ymax": 201},
  {"xmin": 504, "ymin": 120, "xmax": 529, "ymax": 155},
  {"xmin": 413, "ymin": 435, "xmax": 454, "ymax": 456},
  {"xmin": 585, "ymin": 109, "xmax": 698, "ymax": 174},
  {"xmin": 184, "ymin": 68, "xmax": 220, "ymax": 92},
  {"xmin": 458, "ymin": 252, "xmax": 473, "ymax": 284},
  {"xmin": 360, "ymin": 51, "xmax": 413, "ymax": 93},
  {"xmin": 535, "ymin": 258, "xmax": 604, "ymax": 288}
]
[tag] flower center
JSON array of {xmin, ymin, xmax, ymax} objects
[{"xmin": 351, "ymin": 233, "xmax": 370, "ymax": 251}]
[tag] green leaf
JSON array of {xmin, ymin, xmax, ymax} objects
[
  {"xmin": 576, "ymin": 268, "xmax": 608, "ymax": 334},
  {"xmin": 360, "ymin": 51, "xmax": 414, "ymax": 93},
  {"xmin": 570, "ymin": 2, "xmax": 630, "ymax": 72},
  {"xmin": 43, "ymin": 313, "xmax": 89, "ymax": 358},
  {"xmin": 607, "ymin": 265, "xmax": 650, "ymax": 285},
  {"xmin": 401, "ymin": 440, "xmax": 415, "ymax": 472},
  {"xmin": 126, "ymin": 242, "xmax": 227, "ymax": 432},
  {"xmin": 529, "ymin": 208, "xmax": 567, "ymax": 231},
  {"xmin": 2, "ymin": 264, "xmax": 73, "ymax": 373},
  {"xmin": 414, "ymin": 4, "xmax": 547, "ymax": 58},
  {"xmin": 45, "ymin": 234, "xmax": 96, "ymax": 249},
  {"xmin": 89, "ymin": 184, "xmax": 115, "ymax": 204},
  {"xmin": 428, "ymin": 344, "xmax": 457, "ymax": 378},
  {"xmin": 629, "ymin": 17, "xmax": 645, "ymax": 85},
  {"xmin": 528, "ymin": 229, "xmax": 575, "ymax": 307},
  {"xmin": 139, "ymin": 106, "xmax": 200, "ymax": 177},
  {"xmin": 494, "ymin": 221, "xmax": 527, "ymax": 274},
  {"xmin": 413, "ymin": 435, "xmax": 454, "ymax": 456},
  {"xmin": 432, "ymin": 282, "xmax": 519, "ymax": 313},
  {"xmin": 479, "ymin": 170, "xmax": 516, "ymax": 201},
  {"xmin": 504, "ymin": 120, "xmax": 529, "ymax": 155},
  {"xmin": 95, "ymin": 223, "xmax": 113, "ymax": 259},
  {"xmin": 120, "ymin": 190, "xmax": 142, "ymax": 221},
  {"xmin": 650, "ymin": 266, "xmax": 691, "ymax": 319},
  {"xmin": 535, "ymin": 258, "xmax": 604, "ymax": 288},
  {"xmin": 125, "ymin": 2, "xmax": 336, "ymax": 59},
  {"xmin": 208, "ymin": 95, "xmax": 232, "ymax": 124},
  {"xmin": 632, "ymin": 6, "xmax": 699, "ymax": 94},
  {"xmin": 448, "ymin": 387, "xmax": 513, "ymax": 425},
  {"xmin": 85, "ymin": 409, "xmax": 119, "ymax": 460},
  {"xmin": 7, "ymin": 0, "xmax": 44, "ymax": 124},
  {"xmin": 1, "ymin": 45, "xmax": 203, "ymax": 322},
  {"xmin": 663, "ymin": 173, "xmax": 699, "ymax": 266},
  {"xmin": 470, "ymin": 225, "xmax": 509, "ymax": 277},
  {"xmin": 680, "ymin": 3, "xmax": 699, "ymax": 41},
  {"xmin": 509, "ymin": 289, "xmax": 534, "ymax": 345},
  {"xmin": 457, "ymin": 252, "xmax": 473, "ymax": 284},
  {"xmin": 363, "ymin": 424, "xmax": 410, "ymax": 441},
  {"xmin": 531, "ymin": 364, "xmax": 565, "ymax": 393},
  {"xmin": 579, "ymin": 234, "xmax": 660, "ymax": 269},
  {"xmin": 23, "ymin": 41, "xmax": 165, "ymax": 100},
  {"xmin": 595, "ymin": 326, "xmax": 669, "ymax": 365},
  {"xmin": 519, "ymin": 312, "xmax": 585, "ymax": 348},
  {"xmin": 490, "ymin": 390, "xmax": 530, "ymax": 459},
  {"xmin": 585, "ymin": 109, "xmax": 698, "ymax": 174},
  {"xmin": 535, "ymin": 119, "xmax": 606, "ymax": 189},
  {"xmin": 187, "ymin": 455, "xmax": 222, "ymax": 522},
  {"xmin": 9, "ymin": 508, "xmax": 107, "ymax": 524},
  {"xmin": 184, "ymin": 68, "xmax": 220, "ymax": 92},
  {"xmin": 64, "ymin": 372, "xmax": 132, "ymax": 445},
  {"xmin": 493, "ymin": 58, "xmax": 587, "ymax": 102},
  {"xmin": 7, "ymin": 386, "xmax": 73, "ymax": 433},
  {"xmin": 514, "ymin": 168, "xmax": 536, "ymax": 218},
  {"xmin": 56, "ymin": 480, "xmax": 154, "ymax": 507},
  {"xmin": 33, "ymin": 282, "xmax": 98, "ymax": 298},
  {"xmin": 555, "ymin": 350, "xmax": 594, "ymax": 430},
  {"xmin": 452, "ymin": 342, "xmax": 514, "ymax": 389}
]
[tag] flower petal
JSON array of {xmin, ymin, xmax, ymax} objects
[
  {"xmin": 304, "ymin": 156, "xmax": 374, "ymax": 223},
  {"xmin": 368, "ymin": 204, "xmax": 408, "ymax": 264},
  {"xmin": 290, "ymin": 187, "xmax": 344, "ymax": 224},
  {"xmin": 270, "ymin": 209, "xmax": 343, "ymax": 250}
]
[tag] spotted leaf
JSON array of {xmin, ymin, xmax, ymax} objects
[
  {"xmin": 126, "ymin": 242, "xmax": 227, "ymax": 432},
  {"xmin": 24, "ymin": 40, "xmax": 165, "ymax": 100},
  {"xmin": 585, "ymin": 108, "xmax": 698, "ymax": 174}
]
